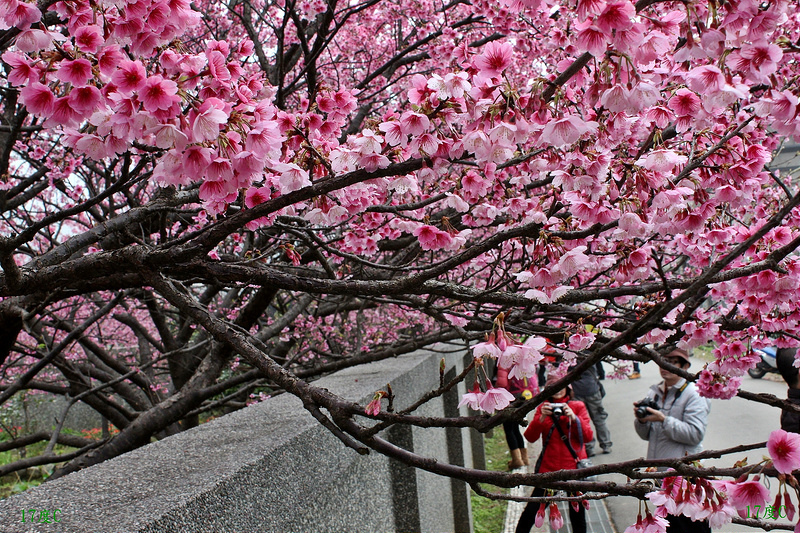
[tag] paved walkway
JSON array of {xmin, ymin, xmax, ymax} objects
[
  {"xmin": 502, "ymin": 359, "xmax": 790, "ymax": 533},
  {"xmin": 502, "ymin": 440, "xmax": 616, "ymax": 533}
]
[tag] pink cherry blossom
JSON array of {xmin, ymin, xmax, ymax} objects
[
  {"xmin": 206, "ymin": 158, "xmax": 234, "ymax": 182},
  {"xmin": 14, "ymin": 28, "xmax": 57, "ymax": 53},
  {"xmin": 192, "ymin": 98, "xmax": 229, "ymax": 142},
  {"xmin": 478, "ymin": 387, "xmax": 514, "ymax": 414},
  {"xmin": 558, "ymin": 246, "xmax": 589, "ymax": 278},
  {"xmin": 548, "ymin": 502, "xmax": 564, "ymax": 530},
  {"xmin": 359, "ymin": 153, "xmax": 390, "ymax": 172},
  {"xmin": 68, "ymin": 86, "xmax": 102, "ymax": 115},
  {"xmin": 56, "ymin": 58, "xmax": 93, "ymax": 86},
  {"xmin": 768, "ymin": 429, "xmax": 800, "ymax": 474},
  {"xmin": 2, "ymin": 51, "xmax": 36, "ymax": 86},
  {"xmin": 697, "ymin": 369, "xmax": 741, "ymax": 399},
  {"xmin": 472, "ymin": 341, "xmax": 502, "ymax": 360},
  {"xmin": 726, "ymin": 479, "xmax": 770, "ymax": 512},
  {"xmin": 600, "ymin": 85, "xmax": 630, "ymax": 113},
  {"xmin": 414, "ymin": 225, "xmax": 453, "ymax": 251},
  {"xmin": 351, "ymin": 128, "xmax": 383, "ymax": 154},
  {"xmin": 207, "ymin": 50, "xmax": 231, "ymax": 82},
  {"xmin": 534, "ymin": 503, "xmax": 546, "ymax": 528},
  {"xmin": 144, "ymin": 123, "xmax": 189, "ymax": 150},
  {"xmin": 199, "ymin": 178, "xmax": 237, "ymax": 203},
  {"xmin": 273, "ymin": 162, "xmax": 311, "ymax": 194},
  {"xmin": 365, "ymin": 391, "xmax": 387, "ymax": 415},
  {"xmin": 378, "ymin": 120, "xmax": 406, "ymax": 147},
  {"xmin": 686, "ymin": 65, "xmax": 725, "ymax": 95},
  {"xmin": 140, "ymin": 75, "xmax": 179, "ymax": 112},
  {"xmin": 577, "ymin": 0, "xmax": 607, "ymax": 20},
  {"xmin": 45, "ymin": 97, "xmax": 82, "ymax": 127},
  {"xmin": 474, "ymin": 41, "xmax": 513, "ymax": 77},
  {"xmin": 457, "ymin": 383, "xmax": 483, "ymax": 411},
  {"xmin": 595, "ymin": 1, "xmax": 635, "ymax": 34},
  {"xmin": 182, "ymin": 145, "xmax": 213, "ymax": 177},
  {"xmin": 5, "ymin": 0, "xmax": 40, "ymax": 29},
  {"xmin": 668, "ymin": 89, "xmax": 701, "ymax": 116},
  {"xmin": 20, "ymin": 82, "xmax": 55, "ymax": 115},
  {"xmin": 540, "ymin": 116, "xmax": 598, "ymax": 148},
  {"xmin": 727, "ymin": 41, "xmax": 783, "ymax": 82},
  {"xmin": 637, "ymin": 150, "xmax": 687, "ymax": 173},
  {"xmin": 245, "ymin": 186, "xmax": 271, "ymax": 208},
  {"xmin": 399, "ymin": 111, "xmax": 430, "ymax": 136},
  {"xmin": 624, "ymin": 514, "xmax": 644, "ymax": 533},
  {"xmin": 73, "ymin": 25, "xmax": 104, "ymax": 54},
  {"xmin": 427, "ymin": 72, "xmax": 471, "ymax": 99},
  {"xmin": 575, "ymin": 20, "xmax": 607, "ymax": 57},
  {"xmin": 112, "ymin": 60, "xmax": 148, "ymax": 95}
]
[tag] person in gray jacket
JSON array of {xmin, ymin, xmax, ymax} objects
[{"xmin": 633, "ymin": 347, "xmax": 711, "ymax": 533}]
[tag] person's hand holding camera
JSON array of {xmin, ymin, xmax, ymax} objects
[
  {"xmin": 633, "ymin": 399, "xmax": 665, "ymax": 423},
  {"xmin": 541, "ymin": 402, "xmax": 576, "ymax": 422}
]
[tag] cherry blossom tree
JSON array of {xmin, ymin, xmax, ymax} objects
[{"xmin": 2, "ymin": 0, "xmax": 800, "ymax": 528}]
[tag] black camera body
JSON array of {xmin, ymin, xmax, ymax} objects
[
  {"xmin": 550, "ymin": 402, "xmax": 567, "ymax": 418},
  {"xmin": 635, "ymin": 397, "xmax": 660, "ymax": 418}
]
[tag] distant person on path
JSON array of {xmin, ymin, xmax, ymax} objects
[
  {"xmin": 776, "ymin": 347, "xmax": 800, "ymax": 433},
  {"xmin": 633, "ymin": 347, "xmax": 711, "ymax": 533},
  {"xmin": 630, "ymin": 361, "xmax": 641, "ymax": 379},
  {"xmin": 516, "ymin": 379, "xmax": 592, "ymax": 533},
  {"xmin": 571, "ymin": 361, "xmax": 612, "ymax": 456},
  {"xmin": 495, "ymin": 365, "xmax": 536, "ymax": 469}
]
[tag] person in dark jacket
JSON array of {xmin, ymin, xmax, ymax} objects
[
  {"xmin": 571, "ymin": 362, "xmax": 612, "ymax": 456},
  {"xmin": 495, "ymin": 365, "xmax": 536, "ymax": 469},
  {"xmin": 776, "ymin": 347, "xmax": 800, "ymax": 433},
  {"xmin": 515, "ymin": 381, "xmax": 592, "ymax": 533}
]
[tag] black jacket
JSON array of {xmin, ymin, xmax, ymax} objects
[{"xmin": 781, "ymin": 388, "xmax": 800, "ymax": 433}]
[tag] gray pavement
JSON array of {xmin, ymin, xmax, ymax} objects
[
  {"xmin": 503, "ymin": 357, "xmax": 790, "ymax": 532},
  {"xmin": 502, "ymin": 426, "xmax": 615, "ymax": 533}
]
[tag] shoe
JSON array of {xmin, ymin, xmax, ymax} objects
[
  {"xmin": 602, "ymin": 448, "xmax": 612, "ymax": 454},
  {"xmin": 629, "ymin": 372, "xmax": 641, "ymax": 379},
  {"xmin": 586, "ymin": 449, "xmax": 596, "ymax": 457},
  {"xmin": 520, "ymin": 447, "xmax": 530, "ymax": 466},
  {"xmin": 508, "ymin": 448, "xmax": 525, "ymax": 470}
]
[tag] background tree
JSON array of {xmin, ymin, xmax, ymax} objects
[{"xmin": 2, "ymin": 0, "xmax": 800, "ymax": 528}]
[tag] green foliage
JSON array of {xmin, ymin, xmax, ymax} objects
[
  {"xmin": 0, "ymin": 478, "xmax": 43, "ymax": 499},
  {"xmin": 0, "ymin": 440, "xmax": 75, "ymax": 500},
  {"xmin": 471, "ymin": 429, "xmax": 511, "ymax": 533}
]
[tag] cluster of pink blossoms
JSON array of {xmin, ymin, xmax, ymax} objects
[
  {"xmin": 641, "ymin": 476, "xmax": 737, "ymax": 531},
  {"xmin": 696, "ymin": 341, "xmax": 767, "ymax": 399},
  {"xmin": 634, "ymin": 430, "xmax": 800, "ymax": 532},
  {"xmin": 2, "ymin": 0, "xmax": 373, "ymax": 219},
  {"xmin": 457, "ymin": 315, "xmax": 547, "ymax": 413},
  {"xmin": 531, "ymin": 497, "xmax": 589, "ymax": 531}
]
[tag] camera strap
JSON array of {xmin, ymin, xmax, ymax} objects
[
  {"xmin": 553, "ymin": 416, "xmax": 583, "ymax": 465},
  {"xmin": 658, "ymin": 381, "xmax": 689, "ymax": 409},
  {"xmin": 534, "ymin": 424, "xmax": 558, "ymax": 473}
]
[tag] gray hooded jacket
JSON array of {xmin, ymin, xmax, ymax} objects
[{"xmin": 634, "ymin": 379, "xmax": 710, "ymax": 465}]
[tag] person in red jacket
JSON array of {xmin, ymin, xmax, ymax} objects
[{"xmin": 515, "ymin": 381, "xmax": 593, "ymax": 533}]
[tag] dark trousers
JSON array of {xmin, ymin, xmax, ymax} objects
[
  {"xmin": 515, "ymin": 488, "xmax": 586, "ymax": 533},
  {"xmin": 504, "ymin": 421, "xmax": 525, "ymax": 450},
  {"xmin": 574, "ymin": 391, "xmax": 612, "ymax": 452},
  {"xmin": 667, "ymin": 514, "xmax": 711, "ymax": 532}
]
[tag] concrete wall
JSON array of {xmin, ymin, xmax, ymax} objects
[
  {"xmin": 0, "ymin": 347, "xmax": 483, "ymax": 533},
  {"xmin": 1, "ymin": 393, "xmax": 102, "ymax": 434}
]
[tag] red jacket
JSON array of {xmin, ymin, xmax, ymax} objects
[{"xmin": 524, "ymin": 400, "xmax": 593, "ymax": 473}]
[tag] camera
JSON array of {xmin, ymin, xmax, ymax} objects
[
  {"xmin": 549, "ymin": 402, "xmax": 567, "ymax": 418},
  {"xmin": 635, "ymin": 398, "xmax": 660, "ymax": 418}
]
